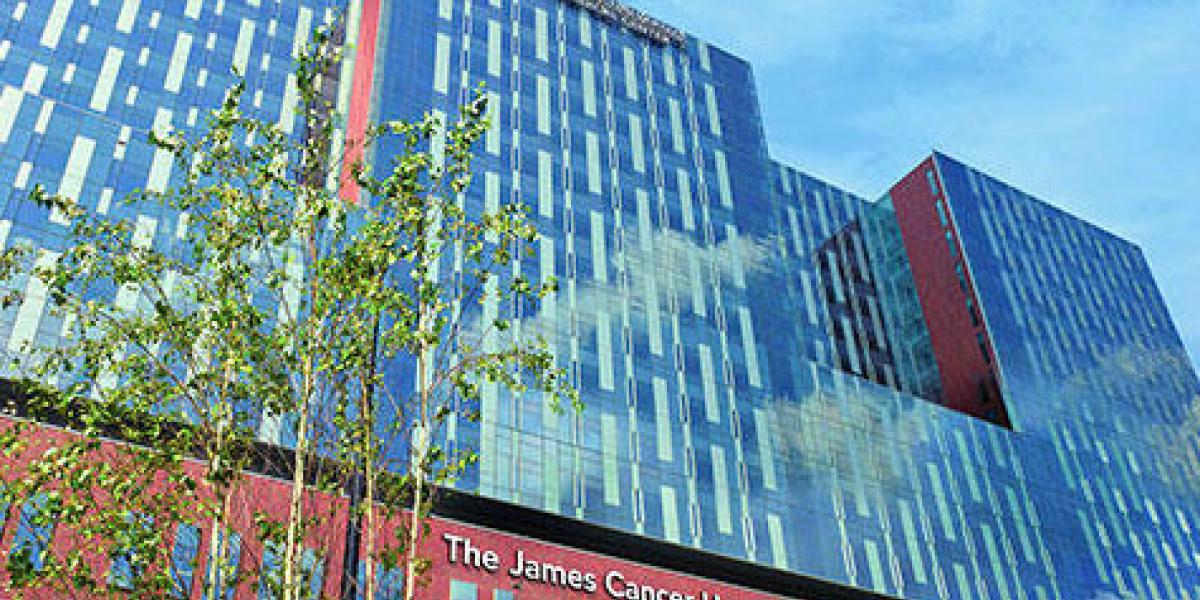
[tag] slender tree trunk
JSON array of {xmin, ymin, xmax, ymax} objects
[
  {"xmin": 403, "ymin": 431, "xmax": 425, "ymax": 599},
  {"xmin": 283, "ymin": 384, "xmax": 312, "ymax": 600},
  {"xmin": 363, "ymin": 424, "xmax": 377, "ymax": 600},
  {"xmin": 362, "ymin": 362, "xmax": 378, "ymax": 600},
  {"xmin": 205, "ymin": 401, "xmax": 234, "ymax": 600},
  {"xmin": 404, "ymin": 336, "xmax": 429, "ymax": 600},
  {"xmin": 284, "ymin": 206, "xmax": 322, "ymax": 600},
  {"xmin": 205, "ymin": 500, "xmax": 225, "ymax": 600},
  {"xmin": 205, "ymin": 478, "xmax": 233, "ymax": 600}
]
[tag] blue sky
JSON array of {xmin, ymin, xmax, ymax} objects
[{"xmin": 631, "ymin": 0, "xmax": 1200, "ymax": 371}]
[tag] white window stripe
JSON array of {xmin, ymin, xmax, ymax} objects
[
  {"xmin": 40, "ymin": 0, "xmax": 73, "ymax": 49},
  {"xmin": 668, "ymin": 99, "xmax": 684, "ymax": 153},
  {"xmin": 89, "ymin": 47, "xmax": 124, "ymax": 112},
  {"xmin": 629, "ymin": 114, "xmax": 644, "ymax": 173},
  {"xmin": 55, "ymin": 136, "xmax": 95, "ymax": 223},
  {"xmin": 623, "ymin": 47, "xmax": 638, "ymax": 100},
  {"xmin": 291, "ymin": 7, "xmax": 313, "ymax": 58},
  {"xmin": 579, "ymin": 10, "xmax": 591, "ymax": 47},
  {"xmin": 164, "ymin": 33, "xmax": 193, "ymax": 93},
  {"xmin": 0, "ymin": 87, "xmax": 23, "ymax": 144},
  {"xmin": 279, "ymin": 74, "xmax": 298, "ymax": 134},
  {"xmin": 116, "ymin": 0, "xmax": 140, "ymax": 33},
  {"xmin": 768, "ymin": 514, "xmax": 787, "ymax": 569},
  {"xmin": 185, "ymin": 0, "xmax": 203, "ymax": 20},
  {"xmin": 23, "ymin": 63, "xmax": 47, "ymax": 94},
  {"xmin": 581, "ymin": 61, "xmax": 596, "ymax": 117},
  {"xmin": 753, "ymin": 408, "xmax": 776, "ymax": 490},
  {"xmin": 233, "ymin": 19, "xmax": 255, "ymax": 75},
  {"xmin": 590, "ymin": 211, "xmax": 607, "ymax": 283},
  {"xmin": 688, "ymin": 250, "xmax": 705, "ymax": 317},
  {"xmin": 9, "ymin": 251, "xmax": 61, "ymax": 352},
  {"xmin": 739, "ymin": 306, "xmax": 760, "ymax": 387},
  {"xmin": 433, "ymin": 33, "xmax": 451, "ymax": 94},
  {"xmin": 14, "ymin": 162, "xmax": 32, "ymax": 189},
  {"xmin": 725, "ymin": 223, "xmax": 745, "ymax": 287},
  {"xmin": 537, "ymin": 151, "xmax": 553, "ymax": 218},
  {"xmin": 711, "ymin": 445, "xmax": 732, "ymax": 534},
  {"xmin": 146, "ymin": 109, "xmax": 174, "ymax": 192},
  {"xmin": 536, "ymin": 75, "xmax": 550, "ymax": 135},
  {"xmin": 487, "ymin": 20, "xmax": 502, "ymax": 77},
  {"xmin": 601, "ymin": 413, "xmax": 620, "ymax": 505},
  {"xmin": 705, "ymin": 83, "xmax": 722, "ymax": 137},
  {"xmin": 653, "ymin": 377, "xmax": 672, "ymax": 461},
  {"xmin": 699, "ymin": 345, "xmax": 718, "ymax": 422},
  {"xmin": 677, "ymin": 168, "xmax": 694, "ymax": 231},
  {"xmin": 714, "ymin": 149, "xmax": 732, "ymax": 208},
  {"xmin": 585, "ymin": 132, "xmax": 601, "ymax": 194},
  {"xmin": 485, "ymin": 91, "xmax": 500, "ymax": 155},
  {"xmin": 33, "ymin": 100, "xmax": 54, "ymax": 134},
  {"xmin": 597, "ymin": 310, "xmax": 614, "ymax": 390},
  {"xmin": 661, "ymin": 486, "xmax": 680, "ymax": 543},
  {"xmin": 534, "ymin": 9, "xmax": 548, "ymax": 62}
]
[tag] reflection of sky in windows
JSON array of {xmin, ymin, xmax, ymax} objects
[{"xmin": 1, "ymin": 1, "xmax": 1198, "ymax": 599}]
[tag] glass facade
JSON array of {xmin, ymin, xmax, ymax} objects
[
  {"xmin": 0, "ymin": 0, "xmax": 341, "ymax": 374},
  {"xmin": 2, "ymin": 1, "xmax": 1198, "ymax": 599}
]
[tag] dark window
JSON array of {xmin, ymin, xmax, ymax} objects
[
  {"xmin": 206, "ymin": 529, "xmax": 242, "ymax": 600},
  {"xmin": 935, "ymin": 200, "xmax": 949, "ymax": 227},
  {"xmin": 945, "ymin": 231, "xmax": 958, "ymax": 259},
  {"xmin": 109, "ymin": 512, "xmax": 153, "ymax": 590},
  {"xmin": 302, "ymin": 548, "xmax": 325, "ymax": 599},
  {"xmin": 258, "ymin": 541, "xmax": 282, "ymax": 599},
  {"xmin": 967, "ymin": 298, "xmax": 981, "ymax": 327},
  {"xmin": 356, "ymin": 561, "xmax": 406, "ymax": 599},
  {"xmin": 977, "ymin": 333, "xmax": 991, "ymax": 364},
  {"xmin": 170, "ymin": 523, "xmax": 201, "ymax": 598},
  {"xmin": 9, "ymin": 494, "xmax": 56, "ymax": 573}
]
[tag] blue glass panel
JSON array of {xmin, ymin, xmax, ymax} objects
[
  {"xmin": 205, "ymin": 530, "xmax": 242, "ymax": 600},
  {"xmin": 449, "ymin": 579, "xmax": 477, "ymax": 600},
  {"xmin": 170, "ymin": 523, "xmax": 201, "ymax": 598},
  {"xmin": 9, "ymin": 494, "xmax": 55, "ymax": 573}
]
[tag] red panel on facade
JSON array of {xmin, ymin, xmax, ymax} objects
[
  {"xmin": 0, "ymin": 418, "xmax": 353, "ymax": 599},
  {"xmin": 339, "ymin": 0, "xmax": 383, "ymax": 203},
  {"xmin": 424, "ymin": 518, "xmax": 780, "ymax": 600},
  {"xmin": 889, "ymin": 157, "xmax": 1010, "ymax": 427},
  {"xmin": 0, "ymin": 417, "xmax": 780, "ymax": 599}
]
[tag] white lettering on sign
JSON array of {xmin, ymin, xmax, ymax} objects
[
  {"xmin": 442, "ymin": 533, "xmax": 730, "ymax": 599},
  {"xmin": 441, "ymin": 533, "xmax": 500, "ymax": 572},
  {"xmin": 509, "ymin": 549, "xmax": 598, "ymax": 593}
]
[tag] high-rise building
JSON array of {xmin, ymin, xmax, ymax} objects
[{"xmin": 1, "ymin": 1, "xmax": 1197, "ymax": 599}]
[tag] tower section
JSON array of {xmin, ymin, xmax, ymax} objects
[{"xmin": 886, "ymin": 155, "xmax": 1010, "ymax": 426}]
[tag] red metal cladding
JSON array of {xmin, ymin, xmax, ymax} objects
[
  {"xmin": 0, "ymin": 417, "xmax": 351, "ymax": 599},
  {"xmin": 424, "ymin": 518, "xmax": 780, "ymax": 600},
  {"xmin": 339, "ymin": 0, "xmax": 383, "ymax": 203},
  {"xmin": 0, "ymin": 417, "xmax": 777, "ymax": 599},
  {"xmin": 889, "ymin": 157, "xmax": 1010, "ymax": 427}
]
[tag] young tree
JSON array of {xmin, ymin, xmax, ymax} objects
[{"xmin": 0, "ymin": 18, "xmax": 575, "ymax": 600}]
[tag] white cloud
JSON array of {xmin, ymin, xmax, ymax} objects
[{"xmin": 631, "ymin": 0, "xmax": 1200, "ymax": 370}]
